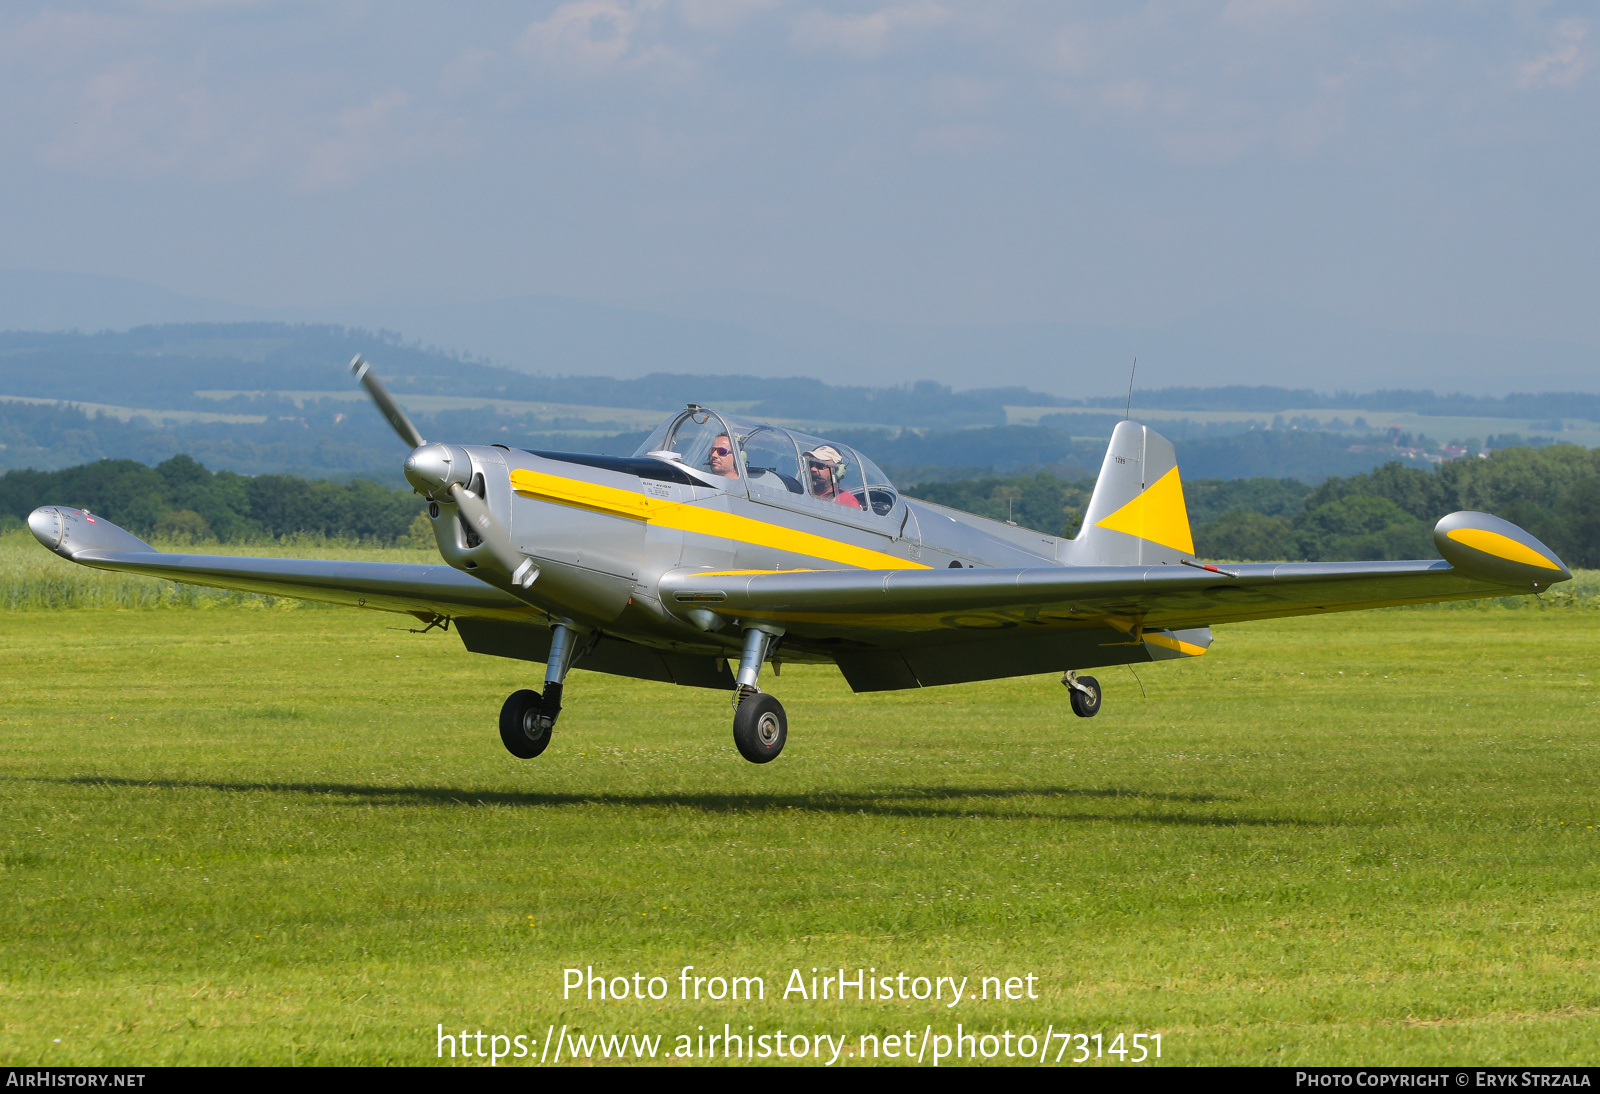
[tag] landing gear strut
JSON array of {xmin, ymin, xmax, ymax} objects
[
  {"xmin": 1063, "ymin": 670, "xmax": 1102, "ymax": 718},
  {"xmin": 731, "ymin": 626, "xmax": 786, "ymax": 763},
  {"xmin": 499, "ymin": 623, "xmax": 583, "ymax": 759}
]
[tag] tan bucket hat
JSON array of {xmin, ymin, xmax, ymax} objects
[{"xmin": 804, "ymin": 444, "xmax": 846, "ymax": 469}]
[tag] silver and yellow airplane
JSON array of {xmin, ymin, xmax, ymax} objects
[{"xmin": 27, "ymin": 357, "xmax": 1571, "ymax": 764}]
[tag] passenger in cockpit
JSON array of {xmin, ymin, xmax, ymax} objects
[
  {"xmin": 708, "ymin": 434, "xmax": 740, "ymax": 480},
  {"xmin": 803, "ymin": 446, "xmax": 862, "ymax": 509}
]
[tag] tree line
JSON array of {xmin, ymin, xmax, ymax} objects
[
  {"xmin": 0, "ymin": 455, "xmax": 427, "ymax": 545},
  {"xmin": 1216, "ymin": 444, "xmax": 1600, "ymax": 569}
]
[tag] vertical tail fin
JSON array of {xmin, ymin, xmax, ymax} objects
[{"xmin": 1068, "ymin": 421, "xmax": 1194, "ymax": 566}]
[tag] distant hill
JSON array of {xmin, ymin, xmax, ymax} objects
[
  {"xmin": 0, "ymin": 322, "xmax": 1593, "ymax": 484},
  {"xmin": 1094, "ymin": 385, "xmax": 1600, "ymax": 421},
  {"xmin": 4, "ymin": 323, "xmax": 1597, "ymax": 421},
  {"xmin": 0, "ymin": 324, "xmax": 1060, "ymax": 426},
  {"xmin": 6, "ymin": 270, "xmax": 1599, "ymax": 395}
]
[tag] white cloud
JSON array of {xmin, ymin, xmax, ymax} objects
[
  {"xmin": 1051, "ymin": 22, "xmax": 1094, "ymax": 78},
  {"xmin": 120, "ymin": 0, "xmax": 262, "ymax": 12},
  {"xmin": 922, "ymin": 74, "xmax": 1001, "ymax": 115},
  {"xmin": 789, "ymin": 2, "xmax": 949, "ymax": 60},
  {"xmin": 1159, "ymin": 126, "xmax": 1262, "ymax": 165},
  {"xmin": 32, "ymin": 42, "xmax": 468, "ymax": 190},
  {"xmin": 1220, "ymin": 0, "xmax": 1317, "ymax": 28},
  {"xmin": 1518, "ymin": 19, "xmax": 1588, "ymax": 89},
  {"xmin": 440, "ymin": 48, "xmax": 495, "ymax": 96},
  {"xmin": 914, "ymin": 122, "xmax": 1002, "ymax": 154},
  {"xmin": 43, "ymin": 58, "xmax": 188, "ymax": 176},
  {"xmin": 1, "ymin": 8, "xmax": 136, "ymax": 67},
  {"xmin": 301, "ymin": 89, "xmax": 411, "ymax": 189},
  {"xmin": 676, "ymin": 0, "xmax": 779, "ymax": 34},
  {"xmin": 515, "ymin": 0, "xmax": 687, "ymax": 76}
]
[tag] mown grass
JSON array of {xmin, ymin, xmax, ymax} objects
[{"xmin": 1, "ymin": 552, "xmax": 1598, "ymax": 1065}]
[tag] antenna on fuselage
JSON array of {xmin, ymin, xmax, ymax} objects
[{"xmin": 1124, "ymin": 356, "xmax": 1137, "ymax": 421}]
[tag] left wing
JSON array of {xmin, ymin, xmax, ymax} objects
[{"xmin": 28, "ymin": 506, "xmax": 536, "ymax": 622}]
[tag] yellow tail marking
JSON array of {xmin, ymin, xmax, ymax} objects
[
  {"xmin": 1143, "ymin": 631, "xmax": 1208, "ymax": 657},
  {"xmin": 1446, "ymin": 527, "xmax": 1562, "ymax": 571},
  {"xmin": 1093, "ymin": 465, "xmax": 1195, "ymax": 555},
  {"xmin": 509, "ymin": 469, "xmax": 928, "ymax": 571}
]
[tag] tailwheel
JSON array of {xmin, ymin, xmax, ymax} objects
[
  {"xmin": 500, "ymin": 688, "xmax": 553, "ymax": 758},
  {"xmin": 1064, "ymin": 672, "xmax": 1102, "ymax": 718},
  {"xmin": 732, "ymin": 691, "xmax": 787, "ymax": 763}
]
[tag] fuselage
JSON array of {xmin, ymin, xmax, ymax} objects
[{"xmin": 426, "ymin": 437, "xmax": 1070, "ymax": 665}]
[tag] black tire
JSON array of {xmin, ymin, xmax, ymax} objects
[
  {"xmin": 732, "ymin": 692, "xmax": 787, "ymax": 764},
  {"xmin": 1068, "ymin": 675, "xmax": 1102, "ymax": 718},
  {"xmin": 499, "ymin": 688, "xmax": 552, "ymax": 758}
]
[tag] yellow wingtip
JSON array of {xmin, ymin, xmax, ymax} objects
[{"xmin": 1445, "ymin": 527, "xmax": 1562, "ymax": 571}]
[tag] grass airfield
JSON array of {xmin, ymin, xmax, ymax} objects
[{"xmin": 2, "ymin": 591, "xmax": 1598, "ymax": 1065}]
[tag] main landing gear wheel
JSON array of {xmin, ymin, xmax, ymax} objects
[
  {"xmin": 1067, "ymin": 674, "xmax": 1102, "ymax": 718},
  {"xmin": 499, "ymin": 688, "xmax": 552, "ymax": 758},
  {"xmin": 732, "ymin": 692, "xmax": 787, "ymax": 764}
]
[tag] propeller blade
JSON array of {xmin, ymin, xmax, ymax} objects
[
  {"xmin": 350, "ymin": 354, "xmax": 426, "ymax": 449},
  {"xmin": 350, "ymin": 355, "xmax": 534, "ymax": 589},
  {"xmin": 450, "ymin": 482, "xmax": 539, "ymax": 588}
]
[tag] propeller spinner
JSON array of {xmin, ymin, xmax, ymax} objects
[{"xmin": 349, "ymin": 355, "xmax": 538, "ymax": 589}]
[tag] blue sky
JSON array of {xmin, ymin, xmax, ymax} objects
[{"xmin": 1, "ymin": 2, "xmax": 1595, "ymax": 392}]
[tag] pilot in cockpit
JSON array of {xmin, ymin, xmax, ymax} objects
[
  {"xmin": 708, "ymin": 434, "xmax": 740, "ymax": 480},
  {"xmin": 803, "ymin": 446, "xmax": 862, "ymax": 509}
]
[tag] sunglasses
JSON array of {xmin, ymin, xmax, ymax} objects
[{"xmin": 710, "ymin": 447, "xmax": 733, "ymax": 457}]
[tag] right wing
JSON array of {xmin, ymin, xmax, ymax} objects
[
  {"xmin": 659, "ymin": 510, "xmax": 1570, "ymax": 690},
  {"xmin": 662, "ymin": 558, "xmax": 1540, "ymax": 633},
  {"xmin": 28, "ymin": 506, "xmax": 536, "ymax": 622}
]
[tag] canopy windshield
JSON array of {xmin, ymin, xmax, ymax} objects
[
  {"xmin": 633, "ymin": 407, "xmax": 741, "ymax": 485},
  {"xmin": 634, "ymin": 410, "xmax": 899, "ymax": 515}
]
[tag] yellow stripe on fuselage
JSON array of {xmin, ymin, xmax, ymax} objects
[{"xmin": 510, "ymin": 469, "xmax": 929, "ymax": 571}]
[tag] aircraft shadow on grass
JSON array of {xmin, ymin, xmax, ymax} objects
[{"xmin": 41, "ymin": 775, "xmax": 1319, "ymax": 827}]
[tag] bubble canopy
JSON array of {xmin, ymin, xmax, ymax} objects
[{"xmin": 634, "ymin": 407, "xmax": 900, "ymax": 517}]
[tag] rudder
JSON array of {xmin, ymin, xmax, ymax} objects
[{"xmin": 1067, "ymin": 421, "xmax": 1194, "ymax": 566}]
